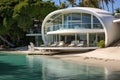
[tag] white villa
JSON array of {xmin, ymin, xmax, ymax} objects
[{"xmin": 41, "ymin": 7, "xmax": 120, "ymax": 49}]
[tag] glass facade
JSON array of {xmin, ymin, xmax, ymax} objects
[
  {"xmin": 44, "ymin": 12, "xmax": 105, "ymax": 47},
  {"xmin": 45, "ymin": 13, "xmax": 103, "ymax": 33},
  {"xmin": 49, "ymin": 33, "xmax": 105, "ymax": 47}
]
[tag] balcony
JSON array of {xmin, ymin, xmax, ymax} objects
[{"xmin": 47, "ymin": 23, "xmax": 103, "ymax": 32}]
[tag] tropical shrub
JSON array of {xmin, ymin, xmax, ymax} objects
[{"xmin": 97, "ymin": 40, "xmax": 105, "ymax": 48}]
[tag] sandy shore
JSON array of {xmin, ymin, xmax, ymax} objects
[
  {"xmin": 51, "ymin": 47, "xmax": 120, "ymax": 70},
  {"xmin": 1, "ymin": 47, "xmax": 120, "ymax": 70}
]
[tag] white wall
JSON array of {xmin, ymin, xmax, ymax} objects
[{"xmin": 101, "ymin": 16, "xmax": 120, "ymax": 46}]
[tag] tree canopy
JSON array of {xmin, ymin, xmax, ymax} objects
[
  {"xmin": 0, "ymin": 0, "xmax": 57, "ymax": 47},
  {"xmin": 13, "ymin": 0, "xmax": 57, "ymax": 31}
]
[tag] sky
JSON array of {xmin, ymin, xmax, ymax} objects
[{"xmin": 51, "ymin": 0, "xmax": 120, "ymax": 13}]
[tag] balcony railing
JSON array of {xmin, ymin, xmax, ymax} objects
[{"xmin": 47, "ymin": 23, "xmax": 103, "ymax": 32}]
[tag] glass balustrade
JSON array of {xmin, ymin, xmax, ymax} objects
[
  {"xmin": 45, "ymin": 13, "xmax": 104, "ymax": 33},
  {"xmin": 47, "ymin": 23, "xmax": 103, "ymax": 32}
]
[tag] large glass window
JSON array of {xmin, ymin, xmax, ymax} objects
[
  {"xmin": 72, "ymin": 13, "xmax": 81, "ymax": 20},
  {"xmin": 82, "ymin": 13, "xmax": 91, "ymax": 29},
  {"xmin": 47, "ymin": 32, "xmax": 105, "ymax": 47},
  {"xmin": 64, "ymin": 14, "xmax": 72, "ymax": 21},
  {"xmin": 64, "ymin": 13, "xmax": 81, "ymax": 29},
  {"xmin": 89, "ymin": 33, "xmax": 105, "ymax": 47},
  {"xmin": 89, "ymin": 34, "xmax": 97, "ymax": 47},
  {"xmin": 93, "ymin": 16, "xmax": 103, "ymax": 29},
  {"xmin": 45, "ymin": 12, "xmax": 103, "ymax": 34},
  {"xmin": 82, "ymin": 13, "xmax": 91, "ymax": 23}
]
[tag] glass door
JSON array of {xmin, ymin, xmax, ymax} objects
[{"xmin": 89, "ymin": 34, "xmax": 97, "ymax": 47}]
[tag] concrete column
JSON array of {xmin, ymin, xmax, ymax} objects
[
  {"xmin": 87, "ymin": 33, "xmax": 89, "ymax": 47},
  {"xmin": 59, "ymin": 35, "xmax": 61, "ymax": 42},
  {"xmin": 81, "ymin": 13, "xmax": 82, "ymax": 28},
  {"xmin": 56, "ymin": 34, "xmax": 57, "ymax": 42},
  {"xmin": 96, "ymin": 34, "xmax": 98, "ymax": 46},
  {"xmin": 65, "ymin": 36, "xmax": 67, "ymax": 43},
  {"xmin": 35, "ymin": 36, "xmax": 39, "ymax": 47},
  {"xmin": 91, "ymin": 15, "xmax": 93, "ymax": 29},
  {"xmin": 62, "ymin": 14, "xmax": 64, "ymax": 28},
  {"xmin": 75, "ymin": 34, "xmax": 77, "ymax": 41},
  {"xmin": 52, "ymin": 35, "xmax": 54, "ymax": 43}
]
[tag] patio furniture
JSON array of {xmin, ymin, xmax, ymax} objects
[
  {"xmin": 68, "ymin": 41, "xmax": 76, "ymax": 47},
  {"xmin": 50, "ymin": 42, "xmax": 58, "ymax": 47},
  {"xmin": 40, "ymin": 44, "xmax": 46, "ymax": 47},
  {"xmin": 75, "ymin": 40, "xmax": 79, "ymax": 45},
  {"xmin": 29, "ymin": 42, "xmax": 34, "ymax": 51},
  {"xmin": 57, "ymin": 41, "xmax": 65, "ymax": 47},
  {"xmin": 92, "ymin": 40, "xmax": 97, "ymax": 47},
  {"xmin": 77, "ymin": 41, "xmax": 84, "ymax": 47}
]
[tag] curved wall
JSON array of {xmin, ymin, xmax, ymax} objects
[{"xmin": 42, "ymin": 7, "xmax": 120, "ymax": 46}]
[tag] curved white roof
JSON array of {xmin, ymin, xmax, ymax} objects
[
  {"xmin": 66, "ymin": 7, "xmax": 112, "ymax": 15},
  {"xmin": 42, "ymin": 7, "xmax": 120, "ymax": 46},
  {"xmin": 45, "ymin": 7, "xmax": 113, "ymax": 20}
]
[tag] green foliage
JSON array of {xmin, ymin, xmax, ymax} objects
[
  {"xmin": 79, "ymin": 0, "xmax": 100, "ymax": 8},
  {"xmin": 97, "ymin": 40, "xmax": 105, "ymax": 48},
  {"xmin": 115, "ymin": 8, "xmax": 120, "ymax": 13},
  {"xmin": 0, "ymin": 0, "xmax": 57, "ymax": 47},
  {"xmin": 0, "ymin": 0, "xmax": 18, "ymax": 35},
  {"xmin": 13, "ymin": 2, "xmax": 31, "ymax": 31},
  {"xmin": 13, "ymin": 0, "xmax": 57, "ymax": 31}
]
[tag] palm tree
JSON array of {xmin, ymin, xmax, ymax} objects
[
  {"xmin": 79, "ymin": 0, "xmax": 100, "ymax": 8},
  {"xmin": 100, "ymin": 0, "xmax": 109, "ymax": 10},
  {"xmin": 101, "ymin": 0, "xmax": 114, "ymax": 13},
  {"xmin": 115, "ymin": 8, "xmax": 120, "ymax": 13},
  {"xmin": 109, "ymin": 0, "xmax": 114, "ymax": 13},
  {"xmin": 59, "ymin": 0, "xmax": 61, "ymax": 5},
  {"xmin": 104, "ymin": 0, "xmax": 109, "ymax": 11},
  {"xmin": 101, "ymin": 0, "xmax": 105, "ymax": 9},
  {"xmin": 58, "ymin": 0, "xmax": 67, "ymax": 9},
  {"xmin": 67, "ymin": 0, "xmax": 76, "ymax": 7},
  {"xmin": 59, "ymin": 2, "xmax": 67, "ymax": 9},
  {"xmin": 78, "ymin": 0, "xmax": 84, "ymax": 7}
]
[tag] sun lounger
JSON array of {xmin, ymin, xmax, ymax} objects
[
  {"xmin": 40, "ymin": 44, "xmax": 46, "ymax": 47},
  {"xmin": 77, "ymin": 41, "xmax": 84, "ymax": 47},
  {"xmin": 57, "ymin": 41, "xmax": 65, "ymax": 47},
  {"xmin": 68, "ymin": 41, "xmax": 76, "ymax": 47},
  {"xmin": 50, "ymin": 42, "xmax": 58, "ymax": 47}
]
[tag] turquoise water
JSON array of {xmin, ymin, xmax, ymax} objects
[{"xmin": 0, "ymin": 52, "xmax": 120, "ymax": 80}]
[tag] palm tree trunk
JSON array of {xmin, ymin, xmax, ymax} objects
[
  {"xmin": 111, "ymin": 0, "xmax": 114, "ymax": 14},
  {"xmin": 0, "ymin": 35, "xmax": 15, "ymax": 47},
  {"xmin": 102, "ymin": 0, "xmax": 105, "ymax": 9},
  {"xmin": 59, "ymin": 0, "xmax": 61, "ymax": 6},
  {"xmin": 106, "ymin": 5, "xmax": 109, "ymax": 11}
]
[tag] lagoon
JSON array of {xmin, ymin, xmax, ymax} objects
[{"xmin": 0, "ymin": 52, "xmax": 120, "ymax": 80}]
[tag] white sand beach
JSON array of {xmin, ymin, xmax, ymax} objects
[{"xmin": 51, "ymin": 47, "xmax": 120, "ymax": 70}]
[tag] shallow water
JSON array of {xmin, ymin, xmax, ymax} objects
[{"xmin": 0, "ymin": 52, "xmax": 120, "ymax": 80}]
